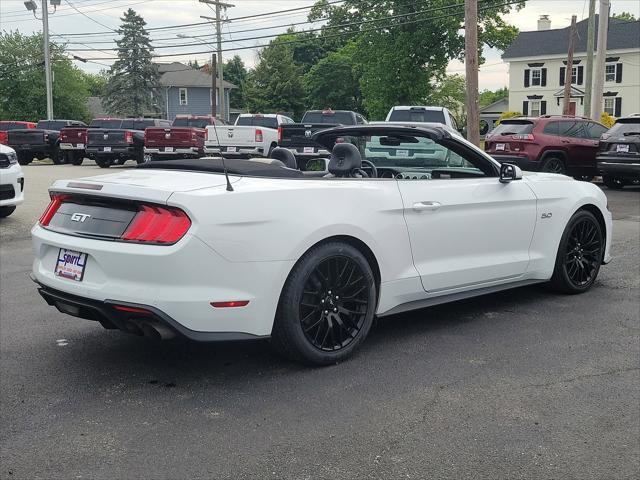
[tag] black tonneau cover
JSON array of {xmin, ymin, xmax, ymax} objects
[{"xmin": 137, "ymin": 158, "xmax": 304, "ymax": 178}]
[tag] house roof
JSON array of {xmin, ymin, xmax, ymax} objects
[
  {"xmin": 503, "ymin": 17, "xmax": 640, "ymax": 59},
  {"xmin": 156, "ymin": 62, "xmax": 236, "ymax": 89},
  {"xmin": 480, "ymin": 97, "xmax": 508, "ymax": 114}
]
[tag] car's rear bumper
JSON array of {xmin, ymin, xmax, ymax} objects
[
  {"xmin": 0, "ymin": 164, "xmax": 25, "ymax": 207},
  {"xmin": 34, "ymin": 281, "xmax": 265, "ymax": 342},
  {"xmin": 31, "ymin": 224, "xmax": 294, "ymax": 337},
  {"xmin": 144, "ymin": 146, "xmax": 200, "ymax": 156},
  {"xmin": 490, "ymin": 154, "xmax": 540, "ymax": 171},
  {"xmin": 59, "ymin": 143, "xmax": 85, "ymax": 151},
  {"xmin": 204, "ymin": 146, "xmax": 264, "ymax": 157},
  {"xmin": 597, "ymin": 159, "xmax": 640, "ymax": 179},
  {"xmin": 86, "ymin": 146, "xmax": 137, "ymax": 159}
]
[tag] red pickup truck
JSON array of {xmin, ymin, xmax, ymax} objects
[
  {"xmin": 0, "ymin": 121, "xmax": 37, "ymax": 146},
  {"xmin": 143, "ymin": 115, "xmax": 222, "ymax": 161},
  {"xmin": 59, "ymin": 118, "xmax": 122, "ymax": 165}
]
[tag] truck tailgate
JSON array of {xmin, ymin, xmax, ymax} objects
[
  {"xmin": 87, "ymin": 129, "xmax": 126, "ymax": 146},
  {"xmin": 145, "ymin": 127, "xmax": 195, "ymax": 147},
  {"xmin": 215, "ymin": 126, "xmax": 258, "ymax": 146},
  {"xmin": 278, "ymin": 124, "xmax": 337, "ymax": 149},
  {"xmin": 8, "ymin": 129, "xmax": 45, "ymax": 145}
]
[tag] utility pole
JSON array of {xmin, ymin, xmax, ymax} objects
[
  {"xmin": 562, "ymin": 15, "xmax": 577, "ymax": 115},
  {"xmin": 593, "ymin": 0, "xmax": 610, "ymax": 120},
  {"xmin": 464, "ymin": 0, "xmax": 479, "ymax": 146},
  {"xmin": 584, "ymin": 0, "xmax": 596, "ymax": 118},
  {"xmin": 211, "ymin": 53, "xmax": 217, "ymax": 117},
  {"xmin": 200, "ymin": 0, "xmax": 233, "ymax": 122},
  {"xmin": 24, "ymin": 0, "xmax": 58, "ymax": 120}
]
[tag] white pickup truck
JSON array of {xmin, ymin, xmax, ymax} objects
[
  {"xmin": 385, "ymin": 106, "xmax": 459, "ymax": 131},
  {"xmin": 204, "ymin": 113, "xmax": 294, "ymax": 158}
]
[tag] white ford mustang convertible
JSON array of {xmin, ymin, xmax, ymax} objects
[{"xmin": 31, "ymin": 124, "xmax": 612, "ymax": 365}]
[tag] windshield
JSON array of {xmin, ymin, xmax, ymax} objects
[
  {"xmin": 490, "ymin": 121, "xmax": 534, "ymax": 136},
  {"xmin": 609, "ymin": 121, "xmax": 640, "ymax": 136},
  {"xmin": 388, "ymin": 109, "xmax": 446, "ymax": 124},
  {"xmin": 302, "ymin": 112, "xmax": 354, "ymax": 124},
  {"xmin": 172, "ymin": 118, "xmax": 211, "ymax": 128},
  {"xmin": 89, "ymin": 119, "xmax": 121, "ymax": 129},
  {"xmin": 236, "ymin": 116, "xmax": 279, "ymax": 129},
  {"xmin": 120, "ymin": 120, "xmax": 156, "ymax": 130},
  {"xmin": 36, "ymin": 121, "xmax": 67, "ymax": 130}
]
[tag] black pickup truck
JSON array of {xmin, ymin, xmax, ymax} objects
[
  {"xmin": 277, "ymin": 110, "xmax": 367, "ymax": 166},
  {"xmin": 86, "ymin": 118, "xmax": 171, "ymax": 168},
  {"xmin": 7, "ymin": 119, "xmax": 87, "ymax": 165}
]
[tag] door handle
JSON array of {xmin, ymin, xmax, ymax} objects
[{"xmin": 413, "ymin": 201, "xmax": 442, "ymax": 211}]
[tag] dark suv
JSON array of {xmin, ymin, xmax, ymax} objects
[
  {"xmin": 597, "ymin": 115, "xmax": 640, "ymax": 189},
  {"xmin": 485, "ymin": 116, "xmax": 608, "ymax": 180}
]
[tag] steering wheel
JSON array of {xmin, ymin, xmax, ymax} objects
[{"xmin": 360, "ymin": 159, "xmax": 378, "ymax": 178}]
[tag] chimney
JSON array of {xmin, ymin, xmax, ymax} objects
[{"xmin": 538, "ymin": 15, "xmax": 551, "ymax": 31}]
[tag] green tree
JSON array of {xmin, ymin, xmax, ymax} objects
[
  {"xmin": 479, "ymin": 86, "xmax": 508, "ymax": 107},
  {"xmin": 103, "ymin": 9, "xmax": 161, "ymax": 117},
  {"xmin": 243, "ymin": 38, "xmax": 305, "ymax": 118},
  {"xmin": 310, "ymin": 0, "xmax": 523, "ymax": 119},
  {"xmin": 612, "ymin": 12, "xmax": 636, "ymax": 22},
  {"xmin": 223, "ymin": 55, "xmax": 248, "ymax": 109},
  {"xmin": 0, "ymin": 31, "xmax": 89, "ymax": 121},
  {"xmin": 305, "ymin": 43, "xmax": 362, "ymax": 112},
  {"xmin": 187, "ymin": 59, "xmax": 201, "ymax": 69},
  {"xmin": 81, "ymin": 71, "xmax": 108, "ymax": 97},
  {"xmin": 426, "ymin": 74, "xmax": 467, "ymax": 124}
]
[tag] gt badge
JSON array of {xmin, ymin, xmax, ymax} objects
[{"xmin": 70, "ymin": 213, "xmax": 91, "ymax": 223}]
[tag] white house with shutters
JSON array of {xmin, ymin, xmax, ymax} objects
[{"xmin": 502, "ymin": 15, "xmax": 640, "ymax": 119}]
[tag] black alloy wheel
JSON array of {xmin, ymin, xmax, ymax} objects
[
  {"xmin": 542, "ymin": 156, "xmax": 566, "ymax": 175},
  {"xmin": 272, "ymin": 242, "xmax": 376, "ymax": 365},
  {"xmin": 550, "ymin": 210, "xmax": 603, "ymax": 294}
]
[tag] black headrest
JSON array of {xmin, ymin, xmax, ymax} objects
[
  {"xmin": 328, "ymin": 143, "xmax": 362, "ymax": 176},
  {"xmin": 270, "ymin": 147, "xmax": 297, "ymax": 169}
]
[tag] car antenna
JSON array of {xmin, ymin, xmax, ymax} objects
[{"xmin": 210, "ymin": 116, "xmax": 233, "ymax": 192}]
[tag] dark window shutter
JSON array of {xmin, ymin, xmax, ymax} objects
[
  {"xmin": 577, "ymin": 66, "xmax": 584, "ymax": 85},
  {"xmin": 524, "ymin": 69, "xmax": 530, "ymax": 87},
  {"xmin": 541, "ymin": 101, "xmax": 547, "ymax": 115},
  {"xmin": 559, "ymin": 67, "xmax": 565, "ymax": 86},
  {"xmin": 616, "ymin": 63, "xmax": 623, "ymax": 83},
  {"xmin": 614, "ymin": 97, "xmax": 622, "ymax": 117},
  {"xmin": 541, "ymin": 68, "xmax": 547, "ymax": 86},
  {"xmin": 522, "ymin": 101, "xmax": 529, "ymax": 116}
]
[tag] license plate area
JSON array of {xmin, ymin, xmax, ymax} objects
[
  {"xmin": 103, "ymin": 146, "xmax": 112, "ymax": 152},
  {"xmin": 164, "ymin": 146, "xmax": 174, "ymax": 152},
  {"xmin": 495, "ymin": 143, "xmax": 506, "ymax": 151},
  {"xmin": 55, "ymin": 248, "xmax": 88, "ymax": 282},
  {"xmin": 303, "ymin": 146, "xmax": 315, "ymax": 154},
  {"xmin": 227, "ymin": 146, "xmax": 237, "ymax": 152},
  {"xmin": 616, "ymin": 144, "xmax": 629, "ymax": 153}
]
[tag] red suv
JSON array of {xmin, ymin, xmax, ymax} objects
[{"xmin": 485, "ymin": 116, "xmax": 608, "ymax": 180}]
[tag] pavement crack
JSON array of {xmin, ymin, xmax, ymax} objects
[{"xmin": 523, "ymin": 366, "xmax": 640, "ymax": 388}]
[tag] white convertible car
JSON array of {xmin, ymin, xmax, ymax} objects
[{"xmin": 31, "ymin": 124, "xmax": 612, "ymax": 365}]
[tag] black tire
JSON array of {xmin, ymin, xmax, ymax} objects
[
  {"xmin": 549, "ymin": 210, "xmax": 604, "ymax": 294},
  {"xmin": 69, "ymin": 152, "xmax": 84, "ymax": 166},
  {"xmin": 95, "ymin": 158, "xmax": 112, "ymax": 168},
  {"xmin": 136, "ymin": 150, "xmax": 147, "ymax": 165},
  {"xmin": 0, "ymin": 206, "xmax": 16, "ymax": 218},
  {"xmin": 51, "ymin": 146, "xmax": 64, "ymax": 165},
  {"xmin": 271, "ymin": 241, "xmax": 377, "ymax": 366},
  {"xmin": 541, "ymin": 156, "xmax": 566, "ymax": 175},
  {"xmin": 602, "ymin": 175, "xmax": 625, "ymax": 190},
  {"xmin": 17, "ymin": 153, "xmax": 32, "ymax": 165}
]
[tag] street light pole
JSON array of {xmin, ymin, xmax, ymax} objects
[{"xmin": 42, "ymin": 0, "xmax": 53, "ymax": 120}]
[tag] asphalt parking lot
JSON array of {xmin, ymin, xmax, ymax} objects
[{"xmin": 1, "ymin": 162, "xmax": 639, "ymax": 479}]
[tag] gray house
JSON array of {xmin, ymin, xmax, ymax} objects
[{"xmin": 158, "ymin": 62, "xmax": 237, "ymax": 122}]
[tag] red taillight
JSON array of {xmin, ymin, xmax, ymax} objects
[
  {"xmin": 60, "ymin": 131, "xmax": 68, "ymax": 141},
  {"xmin": 205, "ymin": 128, "xmax": 209, "ymax": 141},
  {"xmin": 512, "ymin": 134, "xmax": 535, "ymax": 141},
  {"xmin": 44, "ymin": 133, "xmax": 49, "ymax": 143},
  {"xmin": 255, "ymin": 128, "xmax": 263, "ymax": 143},
  {"xmin": 125, "ymin": 130, "xmax": 134, "ymax": 144},
  {"xmin": 113, "ymin": 305, "xmax": 152, "ymax": 315},
  {"xmin": 210, "ymin": 300, "xmax": 250, "ymax": 308},
  {"xmin": 39, "ymin": 194, "xmax": 71, "ymax": 226},
  {"xmin": 121, "ymin": 204, "xmax": 191, "ymax": 244},
  {"xmin": 277, "ymin": 126, "xmax": 282, "ymax": 143}
]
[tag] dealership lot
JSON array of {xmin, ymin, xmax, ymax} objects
[{"xmin": 1, "ymin": 163, "xmax": 638, "ymax": 479}]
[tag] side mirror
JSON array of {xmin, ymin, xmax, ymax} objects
[{"xmin": 499, "ymin": 163, "xmax": 523, "ymax": 183}]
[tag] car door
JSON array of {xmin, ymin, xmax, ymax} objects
[{"xmin": 396, "ymin": 140, "xmax": 538, "ymax": 293}]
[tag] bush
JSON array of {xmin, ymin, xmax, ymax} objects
[
  {"xmin": 600, "ymin": 112, "xmax": 615, "ymax": 128},
  {"xmin": 496, "ymin": 111, "xmax": 522, "ymax": 125}
]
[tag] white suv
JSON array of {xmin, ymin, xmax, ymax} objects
[{"xmin": 0, "ymin": 145, "xmax": 25, "ymax": 218}]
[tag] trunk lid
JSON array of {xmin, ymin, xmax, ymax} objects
[
  {"xmin": 145, "ymin": 127, "xmax": 195, "ymax": 147},
  {"xmin": 87, "ymin": 129, "xmax": 127, "ymax": 146}
]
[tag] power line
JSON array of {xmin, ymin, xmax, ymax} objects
[
  {"xmin": 64, "ymin": 0, "xmax": 118, "ymax": 32},
  {"xmin": 64, "ymin": 0, "xmax": 523, "ymax": 60}
]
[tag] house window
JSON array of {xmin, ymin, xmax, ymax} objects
[
  {"xmin": 531, "ymin": 68, "xmax": 542, "ymax": 86},
  {"xmin": 604, "ymin": 98, "xmax": 615, "ymax": 116},
  {"xmin": 605, "ymin": 64, "xmax": 616, "ymax": 82},
  {"xmin": 530, "ymin": 100, "xmax": 541, "ymax": 117},
  {"xmin": 179, "ymin": 88, "xmax": 188, "ymax": 106},
  {"xmin": 571, "ymin": 67, "xmax": 577, "ymax": 85}
]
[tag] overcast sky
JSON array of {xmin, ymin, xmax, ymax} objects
[{"xmin": 1, "ymin": 0, "xmax": 639, "ymax": 91}]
